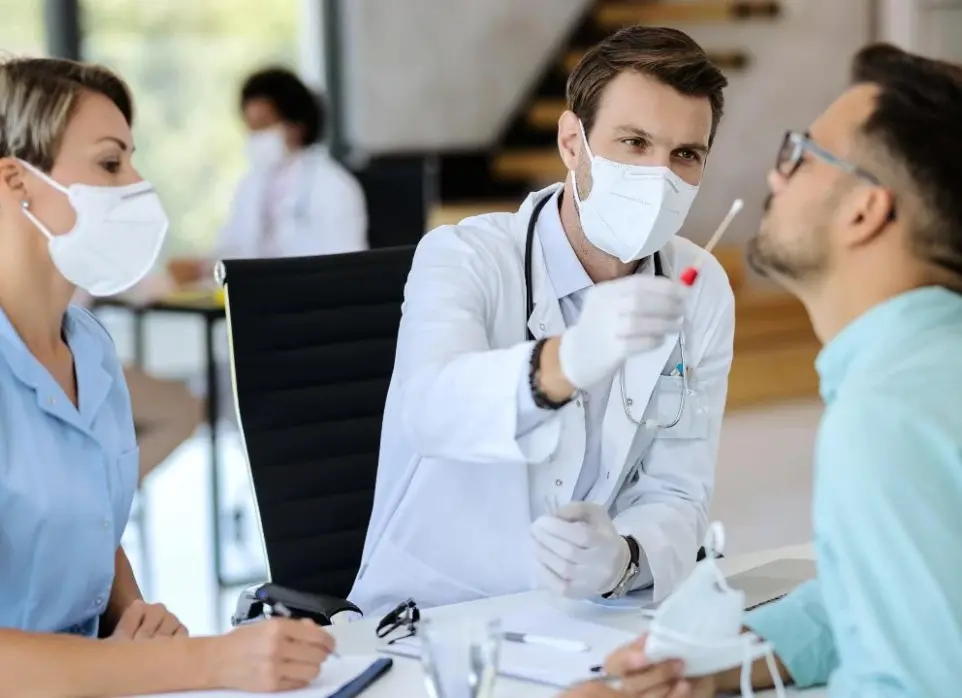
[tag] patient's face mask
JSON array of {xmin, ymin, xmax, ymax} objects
[
  {"xmin": 644, "ymin": 523, "xmax": 786, "ymax": 698},
  {"xmin": 19, "ymin": 160, "xmax": 168, "ymax": 297}
]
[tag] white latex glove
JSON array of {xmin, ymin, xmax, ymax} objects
[
  {"xmin": 558, "ymin": 275, "xmax": 689, "ymax": 390},
  {"xmin": 530, "ymin": 502, "xmax": 630, "ymax": 599}
]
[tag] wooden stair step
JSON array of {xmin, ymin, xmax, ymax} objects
[
  {"xmin": 527, "ymin": 98, "xmax": 567, "ymax": 130},
  {"xmin": 563, "ymin": 48, "xmax": 750, "ymax": 75},
  {"xmin": 493, "ymin": 148, "xmax": 567, "ymax": 183},
  {"xmin": 596, "ymin": 0, "xmax": 780, "ymax": 30},
  {"xmin": 428, "ymin": 200, "xmax": 520, "ymax": 229}
]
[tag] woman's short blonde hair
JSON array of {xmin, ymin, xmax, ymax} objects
[{"xmin": 0, "ymin": 57, "xmax": 133, "ymax": 172}]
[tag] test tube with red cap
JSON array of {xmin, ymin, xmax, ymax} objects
[{"xmin": 680, "ymin": 199, "xmax": 744, "ymax": 286}]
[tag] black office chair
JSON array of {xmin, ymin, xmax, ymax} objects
[{"xmin": 216, "ymin": 246, "xmax": 416, "ymax": 624}]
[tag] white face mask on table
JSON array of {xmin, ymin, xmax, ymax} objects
[
  {"xmin": 19, "ymin": 160, "xmax": 168, "ymax": 297},
  {"xmin": 571, "ymin": 120, "xmax": 699, "ymax": 263},
  {"xmin": 644, "ymin": 523, "xmax": 787, "ymax": 698}
]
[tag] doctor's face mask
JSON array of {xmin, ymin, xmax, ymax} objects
[
  {"xmin": 643, "ymin": 523, "xmax": 787, "ymax": 698},
  {"xmin": 571, "ymin": 120, "xmax": 699, "ymax": 264}
]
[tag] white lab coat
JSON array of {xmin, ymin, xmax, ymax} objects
[
  {"xmin": 349, "ymin": 184, "xmax": 735, "ymax": 617},
  {"xmin": 217, "ymin": 145, "xmax": 368, "ymax": 260}
]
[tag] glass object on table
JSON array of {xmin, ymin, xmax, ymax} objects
[{"xmin": 421, "ymin": 617, "xmax": 502, "ymax": 698}]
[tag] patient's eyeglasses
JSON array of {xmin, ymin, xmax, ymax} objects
[
  {"xmin": 775, "ymin": 130, "xmax": 896, "ymax": 220},
  {"xmin": 375, "ymin": 598, "xmax": 420, "ymax": 645}
]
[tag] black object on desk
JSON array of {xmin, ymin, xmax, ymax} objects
[{"xmin": 330, "ymin": 656, "xmax": 393, "ymax": 698}]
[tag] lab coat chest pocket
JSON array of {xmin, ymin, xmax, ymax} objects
[{"xmin": 647, "ymin": 376, "xmax": 709, "ymax": 439}]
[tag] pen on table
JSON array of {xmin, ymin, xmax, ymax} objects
[
  {"xmin": 272, "ymin": 602, "xmax": 341, "ymax": 657},
  {"xmin": 502, "ymin": 632, "xmax": 590, "ymax": 653}
]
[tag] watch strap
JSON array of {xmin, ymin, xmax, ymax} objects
[{"xmin": 602, "ymin": 535, "xmax": 642, "ymax": 599}]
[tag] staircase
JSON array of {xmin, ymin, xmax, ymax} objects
[{"xmin": 431, "ymin": 0, "xmax": 823, "ymax": 410}]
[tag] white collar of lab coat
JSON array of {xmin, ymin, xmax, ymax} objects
[{"xmin": 514, "ymin": 184, "xmax": 566, "ymax": 340}]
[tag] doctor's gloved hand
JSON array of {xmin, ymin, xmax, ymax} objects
[
  {"xmin": 530, "ymin": 502, "xmax": 630, "ymax": 599},
  {"xmin": 559, "ymin": 275, "xmax": 689, "ymax": 390}
]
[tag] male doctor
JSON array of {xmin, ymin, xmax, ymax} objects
[{"xmin": 350, "ymin": 26, "xmax": 735, "ymax": 616}]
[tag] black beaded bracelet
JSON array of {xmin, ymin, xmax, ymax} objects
[{"xmin": 528, "ymin": 338, "xmax": 574, "ymax": 410}]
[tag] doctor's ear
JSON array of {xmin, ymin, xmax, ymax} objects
[{"xmin": 557, "ymin": 110, "xmax": 584, "ymax": 172}]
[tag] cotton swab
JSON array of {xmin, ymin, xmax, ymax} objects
[{"xmin": 679, "ymin": 198, "xmax": 744, "ymax": 286}]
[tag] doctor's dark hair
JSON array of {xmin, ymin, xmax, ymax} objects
[
  {"xmin": 0, "ymin": 57, "xmax": 133, "ymax": 172},
  {"xmin": 567, "ymin": 26, "xmax": 728, "ymax": 145},
  {"xmin": 240, "ymin": 67, "xmax": 325, "ymax": 146},
  {"xmin": 849, "ymin": 44, "xmax": 962, "ymax": 277}
]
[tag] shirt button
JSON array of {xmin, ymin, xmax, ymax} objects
[
  {"xmin": 94, "ymin": 597, "xmax": 103, "ymax": 607},
  {"xmin": 555, "ymin": 479, "xmax": 563, "ymax": 487},
  {"xmin": 47, "ymin": 396, "xmax": 56, "ymax": 406},
  {"xmin": 539, "ymin": 323, "xmax": 546, "ymax": 330},
  {"xmin": 102, "ymin": 520, "xmax": 110, "ymax": 530}
]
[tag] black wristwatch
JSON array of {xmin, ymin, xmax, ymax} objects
[
  {"xmin": 528, "ymin": 338, "xmax": 574, "ymax": 410},
  {"xmin": 603, "ymin": 535, "xmax": 642, "ymax": 599}
]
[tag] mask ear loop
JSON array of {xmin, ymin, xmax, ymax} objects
[{"xmin": 702, "ymin": 522, "xmax": 732, "ymax": 592}]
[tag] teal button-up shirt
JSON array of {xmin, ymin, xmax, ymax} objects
[{"xmin": 746, "ymin": 287, "xmax": 962, "ymax": 696}]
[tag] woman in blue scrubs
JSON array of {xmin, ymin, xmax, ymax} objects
[{"xmin": 0, "ymin": 57, "xmax": 335, "ymax": 695}]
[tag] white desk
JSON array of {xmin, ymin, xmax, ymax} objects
[
  {"xmin": 320, "ymin": 542, "xmax": 823, "ymax": 698},
  {"xmin": 155, "ymin": 544, "xmax": 824, "ymax": 697}
]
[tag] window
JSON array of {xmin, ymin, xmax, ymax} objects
[
  {"xmin": 0, "ymin": 1, "xmax": 45, "ymax": 57},
  {"xmin": 82, "ymin": 1, "xmax": 299, "ymax": 257}
]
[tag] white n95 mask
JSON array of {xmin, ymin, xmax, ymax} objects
[
  {"xmin": 644, "ymin": 523, "xmax": 786, "ymax": 698},
  {"xmin": 19, "ymin": 160, "xmax": 168, "ymax": 297},
  {"xmin": 245, "ymin": 127, "xmax": 287, "ymax": 169},
  {"xmin": 572, "ymin": 121, "xmax": 699, "ymax": 263}
]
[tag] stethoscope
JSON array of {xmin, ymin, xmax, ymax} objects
[{"xmin": 523, "ymin": 193, "xmax": 687, "ymax": 430}]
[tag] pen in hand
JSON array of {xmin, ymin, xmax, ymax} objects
[{"xmin": 272, "ymin": 602, "xmax": 341, "ymax": 658}]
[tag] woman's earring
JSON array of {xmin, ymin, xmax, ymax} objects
[{"xmin": 20, "ymin": 200, "xmax": 29, "ymax": 210}]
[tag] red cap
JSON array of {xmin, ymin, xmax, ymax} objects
[{"xmin": 680, "ymin": 267, "xmax": 699, "ymax": 286}]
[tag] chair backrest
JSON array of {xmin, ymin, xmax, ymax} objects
[{"xmin": 219, "ymin": 247, "xmax": 416, "ymax": 599}]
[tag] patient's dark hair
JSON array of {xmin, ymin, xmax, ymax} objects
[{"xmin": 850, "ymin": 43, "xmax": 962, "ymax": 277}]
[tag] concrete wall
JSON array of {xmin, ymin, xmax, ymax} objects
[
  {"xmin": 674, "ymin": 0, "xmax": 875, "ymax": 247},
  {"xmin": 340, "ymin": 0, "xmax": 591, "ymax": 154}
]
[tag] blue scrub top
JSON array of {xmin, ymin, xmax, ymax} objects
[
  {"xmin": 0, "ymin": 305, "xmax": 138, "ymax": 636},
  {"xmin": 747, "ymin": 287, "xmax": 962, "ymax": 696}
]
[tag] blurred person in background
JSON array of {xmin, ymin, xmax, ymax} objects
[
  {"xmin": 0, "ymin": 56, "xmax": 335, "ymax": 696},
  {"xmin": 167, "ymin": 66, "xmax": 368, "ymax": 287}
]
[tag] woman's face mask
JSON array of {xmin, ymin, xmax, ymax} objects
[
  {"xmin": 19, "ymin": 160, "xmax": 169, "ymax": 297},
  {"xmin": 571, "ymin": 120, "xmax": 700, "ymax": 263}
]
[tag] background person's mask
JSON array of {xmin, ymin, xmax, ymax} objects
[
  {"xmin": 19, "ymin": 160, "xmax": 169, "ymax": 297},
  {"xmin": 244, "ymin": 127, "xmax": 288, "ymax": 169},
  {"xmin": 571, "ymin": 121, "xmax": 699, "ymax": 263},
  {"xmin": 644, "ymin": 523, "xmax": 786, "ymax": 698}
]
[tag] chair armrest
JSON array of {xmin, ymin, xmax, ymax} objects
[{"xmin": 235, "ymin": 583, "xmax": 362, "ymax": 627}]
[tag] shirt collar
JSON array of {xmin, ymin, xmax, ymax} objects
[
  {"xmin": 816, "ymin": 286, "xmax": 962, "ymax": 403},
  {"xmin": 0, "ymin": 306, "xmax": 110, "ymax": 428},
  {"xmin": 536, "ymin": 189, "xmax": 594, "ymax": 300}
]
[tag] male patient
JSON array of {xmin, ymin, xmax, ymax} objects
[{"xmin": 597, "ymin": 43, "xmax": 962, "ymax": 697}]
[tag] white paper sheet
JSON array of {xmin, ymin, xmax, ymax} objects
[
  {"xmin": 380, "ymin": 609, "xmax": 636, "ymax": 688},
  {"xmin": 132, "ymin": 654, "xmax": 386, "ymax": 697}
]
